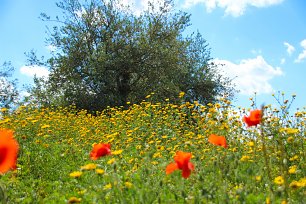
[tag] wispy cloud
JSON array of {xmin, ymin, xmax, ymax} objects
[
  {"xmin": 112, "ymin": 0, "xmax": 171, "ymax": 16},
  {"xmin": 214, "ymin": 56, "xmax": 283, "ymax": 95},
  {"xmin": 295, "ymin": 39, "xmax": 306, "ymax": 63},
  {"xmin": 280, "ymin": 58, "xmax": 286, "ymax": 65},
  {"xmin": 283, "ymin": 42, "xmax": 295, "ymax": 56},
  {"xmin": 20, "ymin": 65, "xmax": 49, "ymax": 78},
  {"xmin": 182, "ymin": 0, "xmax": 284, "ymax": 17},
  {"xmin": 46, "ymin": 45, "xmax": 56, "ymax": 52}
]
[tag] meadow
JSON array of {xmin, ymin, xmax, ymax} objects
[{"xmin": 0, "ymin": 93, "xmax": 305, "ymax": 203}]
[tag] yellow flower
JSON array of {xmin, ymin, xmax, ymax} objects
[
  {"xmin": 112, "ymin": 149, "xmax": 123, "ymax": 155},
  {"xmin": 296, "ymin": 177, "xmax": 306, "ymax": 187},
  {"xmin": 68, "ymin": 197, "xmax": 81, "ymax": 203},
  {"xmin": 289, "ymin": 155, "xmax": 299, "ymax": 161},
  {"xmin": 107, "ymin": 158, "xmax": 116, "ymax": 165},
  {"xmin": 288, "ymin": 165, "xmax": 297, "ymax": 174},
  {"xmin": 248, "ymin": 141, "xmax": 254, "ymax": 147},
  {"xmin": 41, "ymin": 124, "xmax": 51, "ymax": 129},
  {"xmin": 287, "ymin": 136, "xmax": 294, "ymax": 143},
  {"xmin": 151, "ymin": 161, "xmax": 158, "ymax": 165},
  {"xmin": 179, "ymin": 92, "xmax": 185, "ymax": 98},
  {"xmin": 255, "ymin": 176, "xmax": 262, "ymax": 182},
  {"xmin": 95, "ymin": 168, "xmax": 105, "ymax": 175},
  {"xmin": 69, "ymin": 171, "xmax": 82, "ymax": 178},
  {"xmin": 280, "ymin": 128, "xmax": 299, "ymax": 134},
  {"xmin": 77, "ymin": 190, "xmax": 86, "ymax": 195},
  {"xmin": 274, "ymin": 176, "xmax": 284, "ymax": 185},
  {"xmin": 103, "ymin": 183, "xmax": 112, "ymax": 190},
  {"xmin": 289, "ymin": 181, "xmax": 300, "ymax": 189},
  {"xmin": 81, "ymin": 163, "xmax": 97, "ymax": 170},
  {"xmin": 240, "ymin": 155, "xmax": 251, "ymax": 162},
  {"xmin": 152, "ymin": 152, "xmax": 162, "ymax": 158},
  {"xmin": 0, "ymin": 107, "xmax": 8, "ymax": 112},
  {"xmin": 289, "ymin": 177, "xmax": 306, "ymax": 189},
  {"xmin": 124, "ymin": 182, "xmax": 133, "ymax": 188}
]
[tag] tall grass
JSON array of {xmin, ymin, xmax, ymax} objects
[{"xmin": 0, "ymin": 94, "xmax": 305, "ymax": 203}]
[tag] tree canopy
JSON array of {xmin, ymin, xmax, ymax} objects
[
  {"xmin": 0, "ymin": 62, "xmax": 19, "ymax": 110},
  {"xmin": 27, "ymin": 0, "xmax": 234, "ymax": 111}
]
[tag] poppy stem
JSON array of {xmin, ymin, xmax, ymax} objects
[
  {"xmin": 0, "ymin": 181, "xmax": 7, "ymax": 203},
  {"xmin": 259, "ymin": 113, "xmax": 274, "ymax": 197}
]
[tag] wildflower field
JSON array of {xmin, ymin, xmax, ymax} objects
[{"xmin": 0, "ymin": 94, "xmax": 305, "ymax": 203}]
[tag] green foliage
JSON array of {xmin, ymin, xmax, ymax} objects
[
  {"xmin": 27, "ymin": 0, "xmax": 234, "ymax": 111},
  {"xmin": 0, "ymin": 61, "xmax": 19, "ymax": 110}
]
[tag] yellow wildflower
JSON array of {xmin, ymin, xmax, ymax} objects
[
  {"xmin": 68, "ymin": 197, "xmax": 81, "ymax": 203},
  {"xmin": 151, "ymin": 161, "xmax": 158, "ymax": 165},
  {"xmin": 289, "ymin": 181, "xmax": 300, "ymax": 189},
  {"xmin": 112, "ymin": 149, "xmax": 123, "ymax": 155},
  {"xmin": 69, "ymin": 171, "xmax": 82, "ymax": 178},
  {"xmin": 274, "ymin": 176, "xmax": 284, "ymax": 185},
  {"xmin": 0, "ymin": 107, "xmax": 8, "ymax": 112},
  {"xmin": 107, "ymin": 158, "xmax": 116, "ymax": 165},
  {"xmin": 280, "ymin": 128, "xmax": 299, "ymax": 134},
  {"xmin": 41, "ymin": 124, "xmax": 51, "ymax": 129},
  {"xmin": 179, "ymin": 92, "xmax": 185, "ymax": 98},
  {"xmin": 287, "ymin": 136, "xmax": 294, "ymax": 143},
  {"xmin": 248, "ymin": 141, "xmax": 254, "ymax": 147},
  {"xmin": 240, "ymin": 155, "xmax": 251, "ymax": 162},
  {"xmin": 289, "ymin": 155, "xmax": 299, "ymax": 161},
  {"xmin": 255, "ymin": 176, "xmax": 262, "ymax": 182},
  {"xmin": 95, "ymin": 168, "xmax": 105, "ymax": 175},
  {"xmin": 289, "ymin": 177, "xmax": 306, "ymax": 189},
  {"xmin": 124, "ymin": 182, "xmax": 133, "ymax": 188},
  {"xmin": 81, "ymin": 163, "xmax": 97, "ymax": 170},
  {"xmin": 103, "ymin": 183, "xmax": 112, "ymax": 190},
  {"xmin": 288, "ymin": 165, "xmax": 297, "ymax": 174}
]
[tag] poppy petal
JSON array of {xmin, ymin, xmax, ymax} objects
[
  {"xmin": 0, "ymin": 129, "xmax": 19, "ymax": 174},
  {"xmin": 208, "ymin": 134, "xmax": 227, "ymax": 148},
  {"xmin": 182, "ymin": 169, "xmax": 191, "ymax": 179},
  {"xmin": 90, "ymin": 143, "xmax": 111, "ymax": 160},
  {"xmin": 243, "ymin": 109, "xmax": 262, "ymax": 127},
  {"xmin": 166, "ymin": 162, "xmax": 178, "ymax": 174}
]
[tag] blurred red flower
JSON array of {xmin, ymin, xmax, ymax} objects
[
  {"xmin": 0, "ymin": 129, "xmax": 19, "ymax": 174},
  {"xmin": 166, "ymin": 151, "xmax": 194, "ymax": 179},
  {"xmin": 243, "ymin": 109, "xmax": 262, "ymax": 127},
  {"xmin": 90, "ymin": 143, "xmax": 111, "ymax": 160},
  {"xmin": 208, "ymin": 134, "xmax": 228, "ymax": 148}
]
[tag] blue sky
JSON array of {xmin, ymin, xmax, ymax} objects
[{"xmin": 1, "ymin": 0, "xmax": 305, "ymax": 110}]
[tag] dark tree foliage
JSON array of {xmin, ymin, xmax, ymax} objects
[
  {"xmin": 0, "ymin": 62, "xmax": 19, "ymax": 110},
  {"xmin": 27, "ymin": 0, "xmax": 235, "ymax": 111}
]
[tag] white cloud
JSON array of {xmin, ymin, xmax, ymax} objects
[
  {"xmin": 283, "ymin": 42, "xmax": 295, "ymax": 56},
  {"xmin": 182, "ymin": 0, "xmax": 284, "ymax": 17},
  {"xmin": 46, "ymin": 45, "xmax": 56, "ymax": 52},
  {"xmin": 20, "ymin": 65, "xmax": 50, "ymax": 78},
  {"xmin": 280, "ymin": 58, "xmax": 285, "ymax": 64},
  {"xmin": 116, "ymin": 0, "xmax": 173, "ymax": 16},
  {"xmin": 214, "ymin": 55, "xmax": 283, "ymax": 95},
  {"xmin": 295, "ymin": 39, "xmax": 306, "ymax": 63}
]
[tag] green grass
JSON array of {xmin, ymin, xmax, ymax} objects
[{"xmin": 0, "ymin": 95, "xmax": 305, "ymax": 203}]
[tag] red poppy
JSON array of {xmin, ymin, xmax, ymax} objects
[
  {"xmin": 243, "ymin": 109, "xmax": 262, "ymax": 127},
  {"xmin": 208, "ymin": 134, "xmax": 228, "ymax": 148},
  {"xmin": 166, "ymin": 151, "xmax": 194, "ymax": 179},
  {"xmin": 90, "ymin": 143, "xmax": 111, "ymax": 160},
  {"xmin": 0, "ymin": 129, "xmax": 19, "ymax": 174}
]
